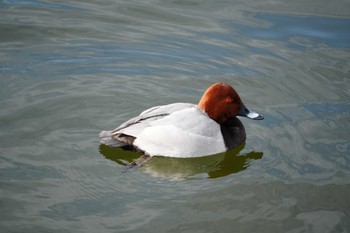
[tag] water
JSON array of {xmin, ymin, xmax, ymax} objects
[{"xmin": 1, "ymin": 0, "xmax": 350, "ymax": 232}]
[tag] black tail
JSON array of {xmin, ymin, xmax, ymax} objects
[{"xmin": 99, "ymin": 131, "xmax": 127, "ymax": 147}]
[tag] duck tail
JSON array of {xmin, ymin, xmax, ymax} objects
[{"xmin": 99, "ymin": 130, "xmax": 126, "ymax": 147}]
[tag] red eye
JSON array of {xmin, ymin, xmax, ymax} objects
[{"xmin": 225, "ymin": 97, "xmax": 233, "ymax": 103}]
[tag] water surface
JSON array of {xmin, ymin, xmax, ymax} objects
[{"xmin": 1, "ymin": 0, "xmax": 350, "ymax": 232}]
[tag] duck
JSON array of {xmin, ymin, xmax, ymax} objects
[{"xmin": 99, "ymin": 82, "xmax": 263, "ymax": 159}]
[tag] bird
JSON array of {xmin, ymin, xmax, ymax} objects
[{"xmin": 100, "ymin": 82, "xmax": 263, "ymax": 163}]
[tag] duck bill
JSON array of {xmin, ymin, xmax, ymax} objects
[{"xmin": 238, "ymin": 102, "xmax": 264, "ymax": 120}]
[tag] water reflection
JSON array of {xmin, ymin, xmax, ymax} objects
[{"xmin": 99, "ymin": 144, "xmax": 263, "ymax": 180}]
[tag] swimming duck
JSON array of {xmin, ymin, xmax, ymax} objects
[{"xmin": 100, "ymin": 82, "xmax": 263, "ymax": 158}]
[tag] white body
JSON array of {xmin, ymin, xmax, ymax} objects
[{"xmin": 100, "ymin": 103, "xmax": 226, "ymax": 158}]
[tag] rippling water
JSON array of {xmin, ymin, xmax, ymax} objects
[{"xmin": 1, "ymin": 0, "xmax": 350, "ymax": 232}]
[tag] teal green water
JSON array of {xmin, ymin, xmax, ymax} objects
[{"xmin": 1, "ymin": 0, "xmax": 350, "ymax": 232}]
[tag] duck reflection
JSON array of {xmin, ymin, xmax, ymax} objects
[{"xmin": 99, "ymin": 144, "xmax": 263, "ymax": 179}]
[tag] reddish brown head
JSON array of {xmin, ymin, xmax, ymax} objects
[{"xmin": 198, "ymin": 83, "xmax": 263, "ymax": 124}]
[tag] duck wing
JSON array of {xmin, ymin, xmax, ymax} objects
[{"xmin": 99, "ymin": 103, "xmax": 194, "ymax": 147}]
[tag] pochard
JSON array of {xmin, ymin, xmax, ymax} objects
[{"xmin": 100, "ymin": 82, "xmax": 263, "ymax": 158}]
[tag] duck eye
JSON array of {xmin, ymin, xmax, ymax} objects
[{"xmin": 225, "ymin": 97, "xmax": 233, "ymax": 103}]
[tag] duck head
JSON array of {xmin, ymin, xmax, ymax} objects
[{"xmin": 198, "ymin": 82, "xmax": 264, "ymax": 124}]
